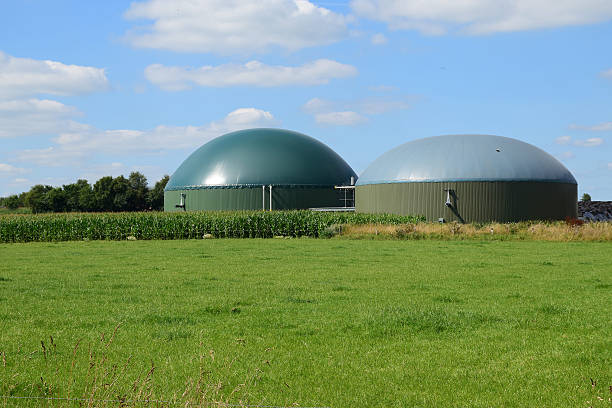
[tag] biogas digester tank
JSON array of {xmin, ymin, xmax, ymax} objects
[
  {"xmin": 356, "ymin": 134, "xmax": 577, "ymax": 222},
  {"xmin": 164, "ymin": 128, "xmax": 357, "ymax": 211}
]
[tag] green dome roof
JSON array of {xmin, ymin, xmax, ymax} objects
[{"xmin": 166, "ymin": 128, "xmax": 357, "ymax": 190}]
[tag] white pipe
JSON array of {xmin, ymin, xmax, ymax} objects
[
  {"xmin": 269, "ymin": 185, "xmax": 273, "ymax": 211},
  {"xmin": 262, "ymin": 185, "xmax": 266, "ymax": 211}
]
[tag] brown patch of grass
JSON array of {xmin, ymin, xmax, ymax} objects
[{"xmin": 340, "ymin": 221, "xmax": 612, "ymax": 241}]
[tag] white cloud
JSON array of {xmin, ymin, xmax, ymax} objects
[
  {"xmin": 570, "ymin": 122, "xmax": 612, "ymax": 131},
  {"xmin": 371, "ymin": 33, "xmax": 388, "ymax": 45},
  {"xmin": 574, "ymin": 137, "xmax": 604, "ymax": 147},
  {"xmin": 16, "ymin": 147, "xmax": 89, "ymax": 167},
  {"xmin": 350, "ymin": 0, "xmax": 612, "ymax": 35},
  {"xmin": 124, "ymin": 0, "xmax": 349, "ymax": 54},
  {"xmin": 557, "ymin": 151, "xmax": 575, "ymax": 160},
  {"xmin": 315, "ymin": 111, "xmax": 367, "ymax": 126},
  {"xmin": 302, "ymin": 97, "xmax": 335, "ymax": 114},
  {"xmin": 0, "ymin": 51, "xmax": 108, "ymax": 99},
  {"xmin": 602, "ymin": 69, "xmax": 612, "ymax": 78},
  {"xmin": 555, "ymin": 135, "xmax": 605, "ymax": 147},
  {"xmin": 0, "ymin": 99, "xmax": 85, "ymax": 138},
  {"xmin": 303, "ymin": 96, "xmax": 411, "ymax": 126},
  {"xmin": 555, "ymin": 135, "xmax": 571, "ymax": 145},
  {"xmin": 0, "ymin": 163, "xmax": 29, "ymax": 176},
  {"xmin": 145, "ymin": 59, "xmax": 357, "ymax": 90},
  {"xmin": 608, "ymin": 163, "xmax": 612, "ymax": 170},
  {"xmin": 16, "ymin": 108, "xmax": 276, "ymax": 165}
]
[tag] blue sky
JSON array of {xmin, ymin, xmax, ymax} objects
[{"xmin": 1, "ymin": 0, "xmax": 611, "ymax": 198}]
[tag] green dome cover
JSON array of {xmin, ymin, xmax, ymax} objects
[{"xmin": 166, "ymin": 128, "xmax": 357, "ymax": 190}]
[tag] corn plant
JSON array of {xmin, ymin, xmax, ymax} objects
[{"xmin": 0, "ymin": 211, "xmax": 424, "ymax": 243}]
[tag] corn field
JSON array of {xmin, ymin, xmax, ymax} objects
[{"xmin": 0, "ymin": 211, "xmax": 424, "ymax": 243}]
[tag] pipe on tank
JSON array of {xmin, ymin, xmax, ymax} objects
[
  {"xmin": 262, "ymin": 185, "xmax": 266, "ymax": 211},
  {"xmin": 269, "ymin": 185, "xmax": 273, "ymax": 211}
]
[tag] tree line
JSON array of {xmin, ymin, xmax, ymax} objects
[{"xmin": 0, "ymin": 172, "xmax": 169, "ymax": 213}]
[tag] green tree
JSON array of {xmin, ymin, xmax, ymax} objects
[
  {"xmin": 47, "ymin": 187, "xmax": 67, "ymax": 212},
  {"xmin": 18, "ymin": 192, "xmax": 28, "ymax": 207},
  {"xmin": 61, "ymin": 179, "xmax": 93, "ymax": 212},
  {"xmin": 148, "ymin": 175, "xmax": 169, "ymax": 211},
  {"xmin": 73, "ymin": 180, "xmax": 94, "ymax": 212},
  {"xmin": 581, "ymin": 193, "xmax": 591, "ymax": 202},
  {"xmin": 127, "ymin": 172, "xmax": 149, "ymax": 211},
  {"xmin": 111, "ymin": 176, "xmax": 130, "ymax": 212},
  {"xmin": 93, "ymin": 176, "xmax": 114, "ymax": 211},
  {"xmin": 26, "ymin": 185, "xmax": 53, "ymax": 214},
  {"xmin": 5, "ymin": 195, "xmax": 20, "ymax": 210}
]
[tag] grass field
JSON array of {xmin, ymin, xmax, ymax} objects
[{"xmin": 0, "ymin": 239, "xmax": 611, "ymax": 407}]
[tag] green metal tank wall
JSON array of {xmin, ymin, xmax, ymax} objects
[
  {"xmin": 356, "ymin": 181, "xmax": 577, "ymax": 222},
  {"xmin": 165, "ymin": 186, "xmax": 343, "ymax": 212}
]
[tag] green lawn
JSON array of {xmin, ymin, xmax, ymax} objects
[{"xmin": 0, "ymin": 239, "xmax": 610, "ymax": 407}]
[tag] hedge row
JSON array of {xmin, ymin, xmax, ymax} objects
[{"xmin": 0, "ymin": 211, "xmax": 424, "ymax": 243}]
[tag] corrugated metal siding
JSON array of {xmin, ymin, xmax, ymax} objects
[
  {"xmin": 164, "ymin": 186, "xmax": 343, "ymax": 212},
  {"xmin": 355, "ymin": 181, "xmax": 577, "ymax": 222}
]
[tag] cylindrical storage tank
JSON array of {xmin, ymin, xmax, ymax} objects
[
  {"xmin": 356, "ymin": 134, "xmax": 577, "ymax": 222},
  {"xmin": 164, "ymin": 128, "xmax": 357, "ymax": 211}
]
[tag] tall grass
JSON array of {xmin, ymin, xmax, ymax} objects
[
  {"xmin": 0, "ymin": 211, "xmax": 423, "ymax": 243},
  {"xmin": 340, "ymin": 221, "xmax": 612, "ymax": 241}
]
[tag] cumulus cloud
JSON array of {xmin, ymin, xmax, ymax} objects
[
  {"xmin": 350, "ymin": 0, "xmax": 612, "ymax": 35},
  {"xmin": 0, "ymin": 51, "xmax": 108, "ymax": 99},
  {"xmin": 608, "ymin": 163, "xmax": 612, "ymax": 170},
  {"xmin": 16, "ymin": 108, "xmax": 276, "ymax": 166},
  {"xmin": 303, "ymin": 96, "xmax": 411, "ymax": 126},
  {"xmin": 145, "ymin": 59, "xmax": 357, "ymax": 90},
  {"xmin": 602, "ymin": 69, "xmax": 612, "ymax": 78},
  {"xmin": 124, "ymin": 0, "xmax": 349, "ymax": 54},
  {"xmin": 371, "ymin": 33, "xmax": 388, "ymax": 45},
  {"xmin": 0, "ymin": 99, "xmax": 85, "ymax": 138}
]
